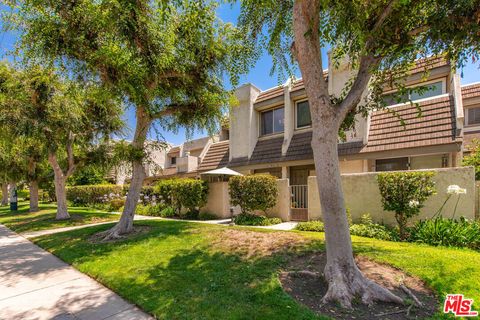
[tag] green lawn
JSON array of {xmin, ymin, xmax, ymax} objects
[
  {"xmin": 32, "ymin": 219, "xmax": 480, "ymax": 319},
  {"xmin": 0, "ymin": 201, "xmax": 119, "ymax": 233}
]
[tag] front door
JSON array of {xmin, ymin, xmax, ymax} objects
[
  {"xmin": 290, "ymin": 165, "xmax": 314, "ymax": 185},
  {"xmin": 289, "ymin": 165, "xmax": 314, "ymax": 221}
]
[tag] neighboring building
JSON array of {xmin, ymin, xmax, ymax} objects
[
  {"xmin": 145, "ymin": 133, "xmax": 229, "ymax": 183},
  {"xmin": 113, "ymin": 141, "xmax": 171, "ymax": 185},
  {"xmin": 195, "ymin": 55, "xmax": 480, "ymax": 220}
]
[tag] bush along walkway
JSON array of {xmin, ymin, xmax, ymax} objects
[{"xmin": 0, "ymin": 224, "xmax": 152, "ymax": 320}]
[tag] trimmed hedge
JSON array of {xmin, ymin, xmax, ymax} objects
[
  {"xmin": 66, "ymin": 184, "xmax": 125, "ymax": 205},
  {"xmin": 229, "ymin": 174, "xmax": 278, "ymax": 214},
  {"xmin": 153, "ymin": 178, "xmax": 208, "ymax": 216},
  {"xmin": 295, "ymin": 221, "xmax": 325, "ymax": 232},
  {"xmin": 233, "ymin": 213, "xmax": 282, "ymax": 226}
]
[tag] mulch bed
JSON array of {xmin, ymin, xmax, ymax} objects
[{"xmin": 280, "ymin": 252, "xmax": 438, "ymax": 320}]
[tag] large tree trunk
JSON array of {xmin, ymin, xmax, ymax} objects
[
  {"xmin": 312, "ymin": 129, "xmax": 403, "ymax": 308},
  {"xmin": 1, "ymin": 184, "xmax": 8, "ymax": 206},
  {"xmin": 101, "ymin": 107, "xmax": 151, "ymax": 239},
  {"xmin": 48, "ymin": 153, "xmax": 70, "ymax": 220},
  {"xmin": 292, "ymin": 0, "xmax": 402, "ymax": 309},
  {"xmin": 29, "ymin": 180, "xmax": 40, "ymax": 213}
]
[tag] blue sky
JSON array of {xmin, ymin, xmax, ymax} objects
[{"xmin": 1, "ymin": 3, "xmax": 479, "ymax": 145}]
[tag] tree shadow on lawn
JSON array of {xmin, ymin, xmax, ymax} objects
[
  {"xmin": 34, "ymin": 221, "xmax": 324, "ymax": 320},
  {"xmin": 0, "ymin": 202, "xmax": 59, "ymax": 213},
  {"xmin": 0, "ymin": 207, "xmax": 117, "ymax": 233}
]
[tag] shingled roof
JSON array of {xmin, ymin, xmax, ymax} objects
[
  {"xmin": 365, "ymin": 95, "xmax": 458, "ymax": 152},
  {"xmin": 197, "ymin": 140, "xmax": 229, "ymax": 171},
  {"xmin": 255, "ymin": 56, "xmax": 448, "ymax": 104},
  {"xmin": 462, "ymin": 83, "xmax": 480, "ymax": 99}
]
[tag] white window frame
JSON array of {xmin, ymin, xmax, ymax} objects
[
  {"xmin": 294, "ymin": 98, "xmax": 312, "ymax": 130},
  {"xmin": 382, "ymin": 78, "xmax": 447, "ymax": 108}
]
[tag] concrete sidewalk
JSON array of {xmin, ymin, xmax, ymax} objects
[{"xmin": 0, "ymin": 224, "xmax": 153, "ymax": 320}]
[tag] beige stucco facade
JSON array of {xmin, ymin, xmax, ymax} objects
[{"xmin": 308, "ymin": 167, "xmax": 476, "ymax": 225}]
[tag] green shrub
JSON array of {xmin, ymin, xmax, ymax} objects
[
  {"xmin": 159, "ymin": 206, "xmax": 175, "ymax": 218},
  {"xmin": 154, "ymin": 178, "xmax": 208, "ymax": 215},
  {"xmin": 462, "ymin": 139, "xmax": 480, "ymax": 180},
  {"xmin": 109, "ymin": 198, "xmax": 125, "ymax": 211},
  {"xmin": 229, "ymin": 174, "xmax": 278, "ymax": 214},
  {"xmin": 182, "ymin": 209, "xmax": 200, "ymax": 220},
  {"xmin": 135, "ymin": 204, "xmax": 149, "ymax": 215},
  {"xmin": 154, "ymin": 179, "xmax": 176, "ymax": 207},
  {"xmin": 17, "ymin": 189, "xmax": 30, "ymax": 200},
  {"xmin": 408, "ymin": 217, "xmax": 480, "ymax": 250},
  {"xmin": 198, "ymin": 211, "xmax": 218, "ymax": 220},
  {"xmin": 295, "ymin": 220, "xmax": 325, "ymax": 232},
  {"xmin": 377, "ymin": 171, "xmax": 436, "ymax": 240},
  {"xmin": 233, "ymin": 213, "xmax": 282, "ymax": 226},
  {"xmin": 349, "ymin": 223, "xmax": 398, "ymax": 241},
  {"xmin": 66, "ymin": 184, "xmax": 124, "ymax": 205},
  {"xmin": 173, "ymin": 179, "xmax": 209, "ymax": 215}
]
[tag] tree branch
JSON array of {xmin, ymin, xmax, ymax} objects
[{"xmin": 337, "ymin": 55, "xmax": 380, "ymax": 121}]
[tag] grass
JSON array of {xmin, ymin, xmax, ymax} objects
[
  {"xmin": 31, "ymin": 217, "xmax": 480, "ymax": 319},
  {"xmin": 0, "ymin": 201, "xmax": 119, "ymax": 233}
]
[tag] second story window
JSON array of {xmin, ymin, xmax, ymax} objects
[
  {"xmin": 261, "ymin": 107, "xmax": 284, "ymax": 135},
  {"xmin": 171, "ymin": 157, "xmax": 176, "ymax": 165},
  {"xmin": 382, "ymin": 80, "xmax": 444, "ymax": 106},
  {"xmin": 466, "ymin": 107, "xmax": 480, "ymax": 126},
  {"xmin": 296, "ymin": 100, "xmax": 312, "ymax": 128}
]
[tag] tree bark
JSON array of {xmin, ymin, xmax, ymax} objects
[
  {"xmin": 1, "ymin": 184, "xmax": 8, "ymax": 206},
  {"xmin": 48, "ymin": 153, "xmax": 70, "ymax": 220},
  {"xmin": 101, "ymin": 107, "xmax": 152, "ymax": 239},
  {"xmin": 29, "ymin": 180, "xmax": 40, "ymax": 212},
  {"xmin": 292, "ymin": 0, "xmax": 403, "ymax": 308}
]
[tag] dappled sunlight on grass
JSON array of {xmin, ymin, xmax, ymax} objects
[
  {"xmin": 35, "ymin": 221, "xmax": 324, "ymax": 319},
  {"xmin": 33, "ymin": 219, "xmax": 480, "ymax": 318}
]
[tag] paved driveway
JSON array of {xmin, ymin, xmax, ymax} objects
[{"xmin": 0, "ymin": 224, "xmax": 152, "ymax": 320}]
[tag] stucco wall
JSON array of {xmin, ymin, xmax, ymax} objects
[
  {"xmin": 265, "ymin": 179, "xmax": 291, "ymax": 221},
  {"xmin": 339, "ymin": 160, "xmax": 365, "ymax": 174},
  {"xmin": 308, "ymin": 167, "xmax": 475, "ymax": 225},
  {"xmin": 201, "ymin": 182, "xmax": 232, "ymax": 219},
  {"xmin": 203, "ymin": 179, "xmax": 291, "ymax": 221}
]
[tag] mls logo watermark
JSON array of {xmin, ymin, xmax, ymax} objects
[{"xmin": 444, "ymin": 294, "xmax": 478, "ymax": 317}]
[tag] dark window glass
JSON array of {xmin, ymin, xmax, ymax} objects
[
  {"xmin": 296, "ymin": 101, "xmax": 312, "ymax": 128},
  {"xmin": 382, "ymin": 81, "xmax": 443, "ymax": 106},
  {"xmin": 171, "ymin": 157, "xmax": 176, "ymax": 165},
  {"xmin": 467, "ymin": 107, "xmax": 480, "ymax": 125},
  {"xmin": 273, "ymin": 107, "xmax": 284, "ymax": 132},
  {"xmin": 375, "ymin": 157, "xmax": 409, "ymax": 171},
  {"xmin": 410, "ymin": 81, "xmax": 443, "ymax": 100},
  {"xmin": 261, "ymin": 110, "xmax": 273, "ymax": 135},
  {"xmin": 261, "ymin": 107, "xmax": 284, "ymax": 135},
  {"xmin": 382, "ymin": 92, "xmax": 409, "ymax": 106}
]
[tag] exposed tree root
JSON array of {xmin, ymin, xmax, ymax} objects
[
  {"xmin": 401, "ymin": 284, "xmax": 423, "ymax": 307},
  {"xmin": 322, "ymin": 263, "xmax": 404, "ymax": 309},
  {"xmin": 98, "ymin": 226, "xmax": 128, "ymax": 241}
]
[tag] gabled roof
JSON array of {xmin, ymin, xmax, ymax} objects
[
  {"xmin": 197, "ymin": 140, "xmax": 229, "ymax": 171},
  {"xmin": 167, "ymin": 146, "xmax": 180, "ymax": 154}
]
